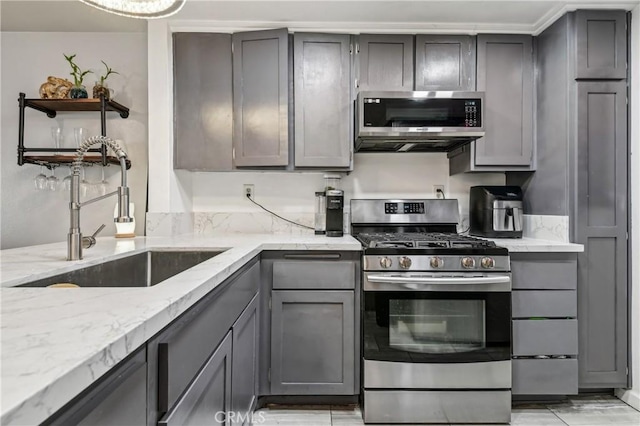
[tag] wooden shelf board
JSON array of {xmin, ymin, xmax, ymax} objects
[
  {"xmin": 24, "ymin": 98, "xmax": 129, "ymax": 118},
  {"xmin": 23, "ymin": 155, "xmax": 132, "ymax": 170}
]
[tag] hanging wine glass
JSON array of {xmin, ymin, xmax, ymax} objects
[
  {"xmin": 98, "ymin": 166, "xmax": 109, "ymax": 196},
  {"xmin": 47, "ymin": 166, "xmax": 60, "ymax": 191},
  {"xmin": 34, "ymin": 165, "xmax": 48, "ymax": 191},
  {"xmin": 62, "ymin": 166, "xmax": 73, "ymax": 192}
]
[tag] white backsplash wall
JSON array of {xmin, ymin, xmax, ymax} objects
[
  {"xmin": 190, "ymin": 153, "xmax": 506, "ymax": 232},
  {"xmin": 0, "ymin": 32, "xmax": 148, "ymax": 250}
]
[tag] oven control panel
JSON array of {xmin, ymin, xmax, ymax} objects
[{"xmin": 384, "ymin": 202, "xmax": 425, "ymax": 214}]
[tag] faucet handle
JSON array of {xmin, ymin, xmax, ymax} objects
[{"xmin": 82, "ymin": 224, "xmax": 106, "ymax": 249}]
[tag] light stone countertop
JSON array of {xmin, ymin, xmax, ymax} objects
[
  {"xmin": 0, "ymin": 234, "xmax": 361, "ymax": 426},
  {"xmin": 482, "ymin": 237, "xmax": 584, "ymax": 252},
  {"xmin": 0, "ymin": 232, "xmax": 582, "ymax": 425}
]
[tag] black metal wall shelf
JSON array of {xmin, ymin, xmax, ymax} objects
[{"xmin": 17, "ymin": 92, "xmax": 131, "ymax": 168}]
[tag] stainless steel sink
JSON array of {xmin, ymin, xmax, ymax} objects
[{"xmin": 18, "ymin": 250, "xmax": 225, "ymax": 288}]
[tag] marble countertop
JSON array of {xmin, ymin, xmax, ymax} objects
[
  {"xmin": 0, "ymin": 234, "xmax": 361, "ymax": 425},
  {"xmin": 0, "ymin": 232, "xmax": 582, "ymax": 424},
  {"xmin": 483, "ymin": 237, "xmax": 584, "ymax": 252}
]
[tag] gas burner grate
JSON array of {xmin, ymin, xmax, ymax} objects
[{"xmin": 355, "ymin": 232, "xmax": 498, "ymax": 249}]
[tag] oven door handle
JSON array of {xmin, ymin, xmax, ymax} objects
[{"xmin": 366, "ymin": 275, "xmax": 511, "ymax": 285}]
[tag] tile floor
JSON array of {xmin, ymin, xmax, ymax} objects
[{"xmin": 253, "ymin": 395, "xmax": 640, "ymax": 426}]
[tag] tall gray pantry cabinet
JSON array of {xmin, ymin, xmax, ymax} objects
[{"xmin": 507, "ymin": 10, "xmax": 630, "ymax": 388}]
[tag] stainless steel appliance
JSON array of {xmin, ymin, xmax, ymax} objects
[
  {"xmin": 469, "ymin": 186, "xmax": 524, "ymax": 238},
  {"xmin": 355, "ymin": 91, "xmax": 485, "ymax": 153},
  {"xmin": 351, "ymin": 199, "xmax": 511, "ymax": 424},
  {"xmin": 326, "ymin": 189, "xmax": 344, "ymax": 237}
]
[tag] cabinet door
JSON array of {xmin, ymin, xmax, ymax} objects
[
  {"xmin": 357, "ymin": 34, "xmax": 413, "ymax": 91},
  {"xmin": 46, "ymin": 350, "xmax": 147, "ymax": 426},
  {"xmin": 173, "ymin": 33, "xmax": 233, "ymax": 171},
  {"xmin": 475, "ymin": 34, "xmax": 533, "ymax": 166},
  {"xmin": 231, "ymin": 294, "xmax": 259, "ymax": 426},
  {"xmin": 232, "ymin": 29, "xmax": 289, "ymax": 167},
  {"xmin": 576, "ymin": 81, "xmax": 628, "ymax": 388},
  {"xmin": 415, "ymin": 35, "xmax": 476, "ymax": 91},
  {"xmin": 159, "ymin": 332, "xmax": 232, "ymax": 426},
  {"xmin": 270, "ymin": 290, "xmax": 355, "ymax": 395},
  {"xmin": 575, "ymin": 10, "xmax": 627, "ymax": 80},
  {"xmin": 294, "ymin": 33, "xmax": 352, "ymax": 168}
]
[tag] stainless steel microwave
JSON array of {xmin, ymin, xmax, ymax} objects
[{"xmin": 355, "ymin": 91, "xmax": 485, "ymax": 153}]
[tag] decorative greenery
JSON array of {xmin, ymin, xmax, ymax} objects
[
  {"xmin": 97, "ymin": 60, "xmax": 119, "ymax": 86},
  {"xmin": 63, "ymin": 53, "xmax": 92, "ymax": 87}
]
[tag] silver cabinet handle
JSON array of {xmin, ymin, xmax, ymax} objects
[
  {"xmin": 366, "ymin": 275, "xmax": 511, "ymax": 285},
  {"xmin": 283, "ymin": 253, "xmax": 341, "ymax": 260}
]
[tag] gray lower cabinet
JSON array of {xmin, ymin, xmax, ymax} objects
[
  {"xmin": 293, "ymin": 33, "xmax": 352, "ymax": 168},
  {"xmin": 44, "ymin": 350, "xmax": 147, "ymax": 426},
  {"xmin": 449, "ymin": 34, "xmax": 534, "ymax": 173},
  {"xmin": 232, "ymin": 29, "xmax": 289, "ymax": 167},
  {"xmin": 270, "ymin": 290, "xmax": 355, "ymax": 395},
  {"xmin": 231, "ymin": 294, "xmax": 259, "ymax": 426},
  {"xmin": 147, "ymin": 258, "xmax": 260, "ymax": 425},
  {"xmin": 414, "ymin": 35, "xmax": 476, "ymax": 91},
  {"xmin": 356, "ymin": 34, "xmax": 414, "ymax": 91},
  {"xmin": 173, "ymin": 32, "xmax": 233, "ymax": 171},
  {"xmin": 574, "ymin": 10, "xmax": 627, "ymax": 79},
  {"xmin": 510, "ymin": 253, "xmax": 578, "ymax": 396},
  {"xmin": 159, "ymin": 332, "xmax": 232, "ymax": 426},
  {"xmin": 261, "ymin": 251, "xmax": 360, "ymax": 397}
]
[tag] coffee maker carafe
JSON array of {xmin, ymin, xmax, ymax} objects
[{"xmin": 325, "ymin": 189, "xmax": 344, "ymax": 237}]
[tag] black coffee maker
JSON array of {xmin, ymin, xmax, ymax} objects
[{"xmin": 325, "ymin": 189, "xmax": 344, "ymax": 237}]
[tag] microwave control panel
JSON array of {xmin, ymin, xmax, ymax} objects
[
  {"xmin": 385, "ymin": 202, "xmax": 425, "ymax": 214},
  {"xmin": 464, "ymin": 100, "xmax": 479, "ymax": 127}
]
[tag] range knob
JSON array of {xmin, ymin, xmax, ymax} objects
[
  {"xmin": 430, "ymin": 257, "xmax": 444, "ymax": 269},
  {"xmin": 481, "ymin": 257, "xmax": 495, "ymax": 269},
  {"xmin": 379, "ymin": 257, "xmax": 392, "ymax": 269},
  {"xmin": 461, "ymin": 257, "xmax": 476, "ymax": 269},
  {"xmin": 398, "ymin": 256, "xmax": 412, "ymax": 269}
]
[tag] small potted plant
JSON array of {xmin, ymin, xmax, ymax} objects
[
  {"xmin": 93, "ymin": 61, "xmax": 119, "ymax": 100},
  {"xmin": 63, "ymin": 53, "xmax": 92, "ymax": 99}
]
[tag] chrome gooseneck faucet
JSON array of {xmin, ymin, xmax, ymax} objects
[{"xmin": 68, "ymin": 136, "xmax": 132, "ymax": 260}]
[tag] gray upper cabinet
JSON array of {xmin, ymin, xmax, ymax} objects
[
  {"xmin": 575, "ymin": 10, "xmax": 627, "ymax": 80},
  {"xmin": 357, "ymin": 34, "xmax": 414, "ymax": 91},
  {"xmin": 232, "ymin": 29, "xmax": 289, "ymax": 167},
  {"xmin": 415, "ymin": 35, "xmax": 476, "ymax": 91},
  {"xmin": 576, "ymin": 81, "xmax": 628, "ymax": 388},
  {"xmin": 270, "ymin": 290, "xmax": 356, "ymax": 395},
  {"xmin": 475, "ymin": 34, "xmax": 534, "ymax": 167},
  {"xmin": 293, "ymin": 33, "xmax": 352, "ymax": 168},
  {"xmin": 173, "ymin": 33, "xmax": 233, "ymax": 171}
]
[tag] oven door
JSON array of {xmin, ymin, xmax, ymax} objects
[{"xmin": 363, "ymin": 272, "xmax": 511, "ymax": 364}]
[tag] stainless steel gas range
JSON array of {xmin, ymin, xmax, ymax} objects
[{"xmin": 351, "ymin": 199, "xmax": 512, "ymax": 425}]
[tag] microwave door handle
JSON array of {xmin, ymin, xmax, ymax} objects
[{"xmin": 366, "ymin": 275, "xmax": 511, "ymax": 285}]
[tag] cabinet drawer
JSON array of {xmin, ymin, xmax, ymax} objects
[
  {"xmin": 512, "ymin": 319, "xmax": 578, "ymax": 356},
  {"xmin": 512, "ymin": 290, "xmax": 576, "ymax": 318},
  {"xmin": 513, "ymin": 359, "xmax": 578, "ymax": 395},
  {"xmin": 157, "ymin": 260, "xmax": 259, "ymax": 413},
  {"xmin": 511, "ymin": 253, "xmax": 577, "ymax": 289},
  {"xmin": 273, "ymin": 259, "xmax": 355, "ymax": 289}
]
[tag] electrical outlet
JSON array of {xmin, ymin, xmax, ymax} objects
[
  {"xmin": 433, "ymin": 185, "xmax": 445, "ymax": 199},
  {"xmin": 243, "ymin": 184, "xmax": 254, "ymax": 199}
]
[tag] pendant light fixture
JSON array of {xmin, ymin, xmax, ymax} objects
[{"xmin": 79, "ymin": 0, "xmax": 186, "ymax": 19}]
